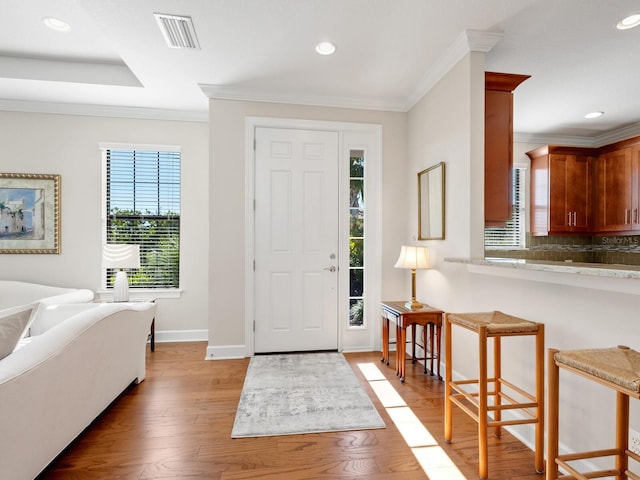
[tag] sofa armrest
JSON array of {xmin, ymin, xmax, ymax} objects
[{"xmin": 30, "ymin": 303, "xmax": 99, "ymax": 335}]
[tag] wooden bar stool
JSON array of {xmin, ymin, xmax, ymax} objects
[
  {"xmin": 444, "ymin": 311, "xmax": 544, "ymax": 479},
  {"xmin": 547, "ymin": 346, "xmax": 640, "ymax": 480}
]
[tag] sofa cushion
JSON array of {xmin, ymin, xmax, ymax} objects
[{"xmin": 0, "ymin": 305, "xmax": 35, "ymax": 360}]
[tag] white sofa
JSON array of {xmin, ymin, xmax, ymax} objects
[{"xmin": 0, "ymin": 283, "xmax": 156, "ymax": 480}]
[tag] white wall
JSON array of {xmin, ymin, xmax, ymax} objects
[
  {"xmin": 208, "ymin": 99, "xmax": 408, "ymax": 354},
  {"xmin": 0, "ymin": 111, "xmax": 209, "ymax": 335},
  {"xmin": 407, "ymin": 52, "xmax": 640, "ymax": 466}
]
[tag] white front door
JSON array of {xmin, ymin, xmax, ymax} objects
[{"xmin": 254, "ymin": 127, "xmax": 339, "ymax": 353}]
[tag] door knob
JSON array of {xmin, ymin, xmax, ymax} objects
[{"xmin": 324, "ymin": 266, "xmax": 336, "ymax": 272}]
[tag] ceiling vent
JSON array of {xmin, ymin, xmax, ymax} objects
[{"xmin": 154, "ymin": 13, "xmax": 200, "ymax": 49}]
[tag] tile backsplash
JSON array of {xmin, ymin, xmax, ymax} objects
[{"xmin": 485, "ymin": 234, "xmax": 640, "ymax": 266}]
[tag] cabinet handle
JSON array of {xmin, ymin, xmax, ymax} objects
[
  {"xmin": 635, "ymin": 208, "xmax": 638, "ymax": 224},
  {"xmin": 626, "ymin": 209, "xmax": 630, "ymax": 225},
  {"xmin": 573, "ymin": 211, "xmax": 577, "ymax": 226},
  {"xmin": 568, "ymin": 212, "xmax": 572, "ymax": 226}
]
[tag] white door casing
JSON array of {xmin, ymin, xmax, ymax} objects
[
  {"xmin": 244, "ymin": 117, "xmax": 382, "ymax": 358},
  {"xmin": 253, "ymin": 127, "xmax": 339, "ymax": 352}
]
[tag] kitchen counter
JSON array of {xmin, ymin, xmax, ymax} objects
[{"xmin": 445, "ymin": 257, "xmax": 640, "ymax": 280}]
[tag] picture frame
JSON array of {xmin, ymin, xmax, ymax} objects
[
  {"xmin": 418, "ymin": 162, "xmax": 445, "ymax": 240},
  {"xmin": 0, "ymin": 173, "xmax": 61, "ymax": 254}
]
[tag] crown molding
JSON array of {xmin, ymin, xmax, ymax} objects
[
  {"xmin": 515, "ymin": 121, "xmax": 640, "ymax": 148},
  {"xmin": 592, "ymin": 122, "xmax": 640, "ymax": 147},
  {"xmin": 198, "ymin": 84, "xmax": 407, "ymax": 112},
  {"xmin": 403, "ymin": 29, "xmax": 503, "ymax": 110},
  {"xmin": 0, "ymin": 99, "xmax": 208, "ymax": 123},
  {"xmin": 513, "ymin": 132, "xmax": 597, "ymax": 147}
]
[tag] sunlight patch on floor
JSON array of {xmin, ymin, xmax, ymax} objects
[{"xmin": 358, "ymin": 362, "xmax": 468, "ymax": 480}]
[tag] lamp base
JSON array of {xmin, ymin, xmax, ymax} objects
[
  {"xmin": 113, "ymin": 270, "xmax": 130, "ymax": 302},
  {"xmin": 405, "ymin": 300, "xmax": 424, "ymax": 310}
]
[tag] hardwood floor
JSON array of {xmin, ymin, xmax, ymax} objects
[{"xmin": 38, "ymin": 343, "xmax": 543, "ymax": 479}]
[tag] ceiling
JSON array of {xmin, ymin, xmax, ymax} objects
[{"xmin": 1, "ymin": 0, "xmax": 639, "ymax": 145}]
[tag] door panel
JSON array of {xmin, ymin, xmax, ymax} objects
[{"xmin": 254, "ymin": 127, "xmax": 339, "ymax": 353}]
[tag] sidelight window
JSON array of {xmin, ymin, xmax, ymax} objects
[{"xmin": 349, "ymin": 150, "xmax": 365, "ymax": 327}]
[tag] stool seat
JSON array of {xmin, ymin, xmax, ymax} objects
[
  {"xmin": 554, "ymin": 346, "xmax": 640, "ymax": 394},
  {"xmin": 447, "ymin": 310, "xmax": 539, "ymax": 334}
]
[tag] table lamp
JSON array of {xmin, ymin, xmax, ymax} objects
[
  {"xmin": 394, "ymin": 245, "xmax": 430, "ymax": 309},
  {"xmin": 102, "ymin": 244, "xmax": 140, "ymax": 302}
]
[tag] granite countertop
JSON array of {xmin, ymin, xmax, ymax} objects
[{"xmin": 444, "ymin": 257, "xmax": 640, "ymax": 280}]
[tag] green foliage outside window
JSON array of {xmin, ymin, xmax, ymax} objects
[{"xmin": 106, "ymin": 207, "xmax": 180, "ymax": 288}]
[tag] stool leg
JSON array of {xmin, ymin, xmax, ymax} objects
[
  {"xmin": 494, "ymin": 334, "xmax": 502, "ymax": 439},
  {"xmin": 616, "ymin": 391, "xmax": 629, "ymax": 480},
  {"xmin": 547, "ymin": 348, "xmax": 559, "ymax": 480},
  {"xmin": 444, "ymin": 314, "xmax": 453, "ymax": 443},
  {"xmin": 535, "ymin": 324, "xmax": 545, "ymax": 474},
  {"xmin": 479, "ymin": 325, "xmax": 489, "ymax": 480}
]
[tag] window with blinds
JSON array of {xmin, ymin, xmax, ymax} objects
[
  {"xmin": 104, "ymin": 147, "xmax": 181, "ymax": 289},
  {"xmin": 484, "ymin": 166, "xmax": 525, "ymax": 248}
]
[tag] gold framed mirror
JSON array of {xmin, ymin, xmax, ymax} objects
[{"xmin": 418, "ymin": 162, "xmax": 445, "ymax": 240}]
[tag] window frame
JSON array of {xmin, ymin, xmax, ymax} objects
[{"xmin": 99, "ymin": 142, "xmax": 182, "ymax": 299}]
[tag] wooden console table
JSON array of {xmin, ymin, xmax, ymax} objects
[{"xmin": 381, "ymin": 301, "xmax": 443, "ymax": 382}]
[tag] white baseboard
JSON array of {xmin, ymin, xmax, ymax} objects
[
  {"xmin": 205, "ymin": 344, "xmax": 247, "ymax": 360},
  {"xmin": 154, "ymin": 329, "xmax": 208, "ymax": 343}
]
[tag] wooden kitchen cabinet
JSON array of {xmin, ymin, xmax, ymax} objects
[
  {"xmin": 485, "ymin": 72, "xmax": 530, "ymax": 226},
  {"xmin": 596, "ymin": 144, "xmax": 640, "ymax": 232},
  {"xmin": 527, "ymin": 145, "xmax": 595, "ymax": 236}
]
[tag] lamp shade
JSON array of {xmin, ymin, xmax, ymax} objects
[
  {"xmin": 102, "ymin": 244, "xmax": 141, "ymax": 269},
  {"xmin": 394, "ymin": 245, "xmax": 430, "ymax": 270}
]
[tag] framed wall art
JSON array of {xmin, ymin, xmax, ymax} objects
[{"xmin": 0, "ymin": 173, "xmax": 60, "ymax": 254}]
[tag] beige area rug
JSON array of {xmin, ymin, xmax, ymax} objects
[{"xmin": 231, "ymin": 352, "xmax": 386, "ymax": 438}]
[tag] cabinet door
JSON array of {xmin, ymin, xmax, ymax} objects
[
  {"xmin": 548, "ymin": 154, "xmax": 569, "ymax": 232},
  {"xmin": 548, "ymin": 154, "xmax": 592, "ymax": 233},
  {"xmin": 632, "ymin": 146, "xmax": 640, "ymax": 230},
  {"xmin": 597, "ymin": 148, "xmax": 632, "ymax": 231},
  {"xmin": 567, "ymin": 155, "xmax": 593, "ymax": 231}
]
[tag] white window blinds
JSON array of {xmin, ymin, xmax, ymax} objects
[
  {"xmin": 104, "ymin": 148, "xmax": 181, "ymax": 289},
  {"xmin": 484, "ymin": 166, "xmax": 525, "ymax": 248}
]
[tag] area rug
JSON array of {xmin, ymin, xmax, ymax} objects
[{"xmin": 231, "ymin": 352, "xmax": 385, "ymax": 438}]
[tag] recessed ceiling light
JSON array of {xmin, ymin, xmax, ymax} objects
[
  {"xmin": 585, "ymin": 111, "xmax": 604, "ymax": 119},
  {"xmin": 43, "ymin": 16, "xmax": 71, "ymax": 32},
  {"xmin": 315, "ymin": 41, "xmax": 336, "ymax": 56},
  {"xmin": 617, "ymin": 14, "xmax": 640, "ymax": 30}
]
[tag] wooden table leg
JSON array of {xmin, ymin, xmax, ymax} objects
[
  {"xmin": 396, "ymin": 322, "xmax": 401, "ymax": 377},
  {"xmin": 435, "ymin": 322, "xmax": 441, "ymax": 380},
  {"xmin": 150, "ymin": 318, "xmax": 155, "ymax": 352},
  {"xmin": 427, "ymin": 323, "xmax": 433, "ymax": 375},
  {"xmin": 381, "ymin": 315, "xmax": 388, "ymax": 365},
  {"xmin": 399, "ymin": 325, "xmax": 407, "ymax": 382},
  {"xmin": 411, "ymin": 323, "xmax": 417, "ymax": 363},
  {"xmin": 423, "ymin": 324, "xmax": 428, "ymax": 374}
]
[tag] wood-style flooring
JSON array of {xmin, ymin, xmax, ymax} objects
[{"xmin": 38, "ymin": 343, "xmax": 542, "ymax": 479}]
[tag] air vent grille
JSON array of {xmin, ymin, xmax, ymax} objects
[{"xmin": 154, "ymin": 13, "xmax": 200, "ymax": 49}]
